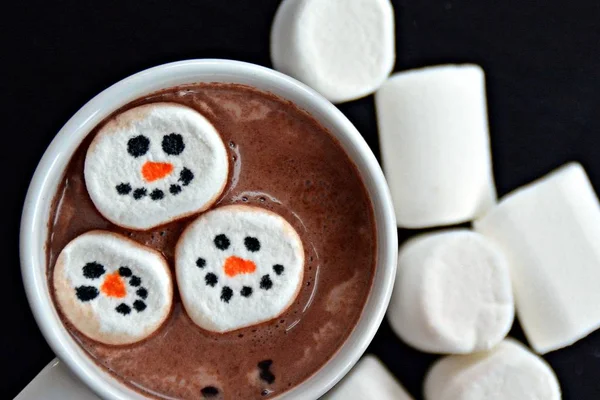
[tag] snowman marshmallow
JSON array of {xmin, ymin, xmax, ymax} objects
[
  {"xmin": 53, "ymin": 231, "xmax": 173, "ymax": 345},
  {"xmin": 175, "ymin": 205, "xmax": 305, "ymax": 333},
  {"xmin": 85, "ymin": 102, "xmax": 229, "ymax": 230}
]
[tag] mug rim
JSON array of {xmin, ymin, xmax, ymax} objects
[{"xmin": 20, "ymin": 59, "xmax": 398, "ymax": 400}]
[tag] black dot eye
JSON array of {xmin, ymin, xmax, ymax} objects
[
  {"xmin": 214, "ymin": 234, "xmax": 230, "ymax": 250},
  {"xmin": 196, "ymin": 258, "xmax": 206, "ymax": 268},
  {"xmin": 127, "ymin": 135, "xmax": 150, "ymax": 157},
  {"xmin": 162, "ymin": 133, "xmax": 185, "ymax": 155},
  {"xmin": 82, "ymin": 262, "xmax": 105, "ymax": 279},
  {"xmin": 244, "ymin": 237, "xmax": 261, "ymax": 252},
  {"xmin": 75, "ymin": 286, "xmax": 99, "ymax": 302}
]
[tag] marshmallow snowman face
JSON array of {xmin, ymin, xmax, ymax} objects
[
  {"xmin": 84, "ymin": 102, "xmax": 229, "ymax": 230},
  {"xmin": 53, "ymin": 231, "xmax": 173, "ymax": 345},
  {"xmin": 175, "ymin": 205, "xmax": 305, "ymax": 333}
]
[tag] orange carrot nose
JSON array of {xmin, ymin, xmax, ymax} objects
[
  {"xmin": 101, "ymin": 272, "xmax": 127, "ymax": 298},
  {"xmin": 224, "ymin": 256, "xmax": 257, "ymax": 277},
  {"xmin": 142, "ymin": 161, "xmax": 174, "ymax": 182}
]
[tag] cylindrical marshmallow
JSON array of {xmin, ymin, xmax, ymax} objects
[
  {"xmin": 324, "ymin": 355, "xmax": 412, "ymax": 400},
  {"xmin": 375, "ymin": 64, "xmax": 496, "ymax": 228},
  {"xmin": 387, "ymin": 229, "xmax": 514, "ymax": 354},
  {"xmin": 475, "ymin": 162, "xmax": 600, "ymax": 353},
  {"xmin": 424, "ymin": 339, "xmax": 561, "ymax": 400},
  {"xmin": 270, "ymin": 0, "xmax": 395, "ymax": 103}
]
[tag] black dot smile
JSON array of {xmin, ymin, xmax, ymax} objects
[
  {"xmin": 133, "ymin": 188, "xmax": 147, "ymax": 199},
  {"xmin": 220, "ymin": 286, "xmax": 233, "ymax": 303},
  {"xmin": 150, "ymin": 189, "xmax": 164, "ymax": 200},
  {"xmin": 115, "ymin": 168, "xmax": 195, "ymax": 201},
  {"xmin": 260, "ymin": 275, "xmax": 273, "ymax": 290},
  {"xmin": 115, "ymin": 303, "xmax": 131, "ymax": 315},
  {"xmin": 116, "ymin": 183, "xmax": 132, "ymax": 195},
  {"xmin": 205, "ymin": 273, "xmax": 218, "ymax": 287},
  {"xmin": 273, "ymin": 264, "xmax": 284, "ymax": 276}
]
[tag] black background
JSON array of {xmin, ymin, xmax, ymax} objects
[{"xmin": 3, "ymin": 0, "xmax": 600, "ymax": 398}]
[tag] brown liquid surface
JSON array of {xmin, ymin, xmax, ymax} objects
[{"xmin": 47, "ymin": 83, "xmax": 377, "ymax": 399}]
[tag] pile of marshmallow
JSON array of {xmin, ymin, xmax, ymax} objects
[{"xmin": 271, "ymin": 0, "xmax": 600, "ymax": 399}]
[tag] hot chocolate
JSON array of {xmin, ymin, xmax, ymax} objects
[{"xmin": 47, "ymin": 83, "xmax": 377, "ymax": 399}]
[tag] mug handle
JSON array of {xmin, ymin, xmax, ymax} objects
[{"xmin": 15, "ymin": 358, "xmax": 99, "ymax": 400}]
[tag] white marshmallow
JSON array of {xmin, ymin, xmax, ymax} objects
[
  {"xmin": 475, "ymin": 162, "xmax": 600, "ymax": 353},
  {"xmin": 175, "ymin": 205, "xmax": 304, "ymax": 333},
  {"xmin": 270, "ymin": 0, "xmax": 395, "ymax": 103},
  {"xmin": 85, "ymin": 102, "xmax": 229, "ymax": 230},
  {"xmin": 375, "ymin": 65, "xmax": 496, "ymax": 228},
  {"xmin": 424, "ymin": 339, "xmax": 561, "ymax": 400},
  {"xmin": 387, "ymin": 229, "xmax": 514, "ymax": 354},
  {"xmin": 53, "ymin": 231, "xmax": 173, "ymax": 345},
  {"xmin": 324, "ymin": 355, "xmax": 412, "ymax": 400}
]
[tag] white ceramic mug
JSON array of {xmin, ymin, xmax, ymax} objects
[{"xmin": 19, "ymin": 59, "xmax": 398, "ymax": 400}]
